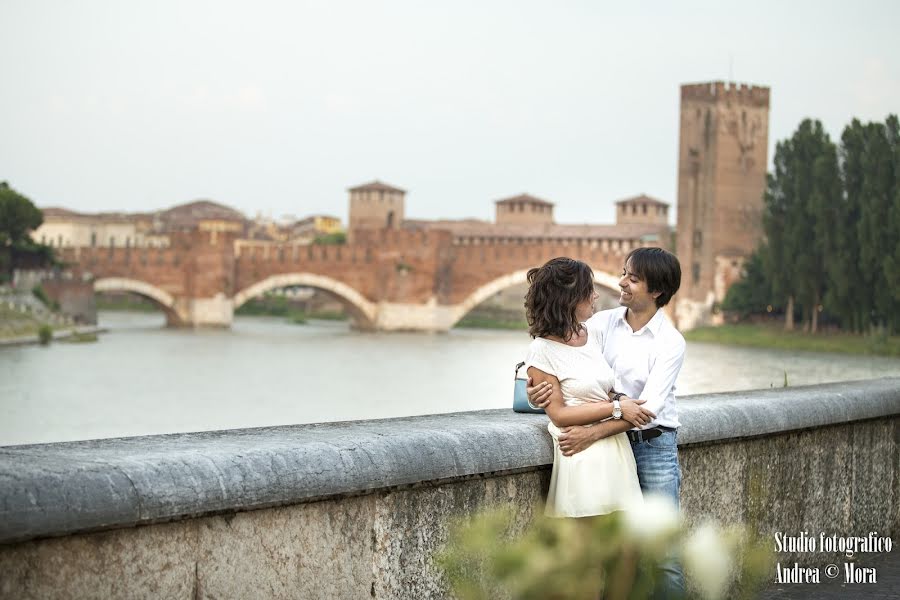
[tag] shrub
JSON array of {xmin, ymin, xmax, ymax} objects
[
  {"xmin": 439, "ymin": 496, "xmax": 772, "ymax": 600},
  {"xmin": 38, "ymin": 324, "xmax": 52, "ymax": 345}
]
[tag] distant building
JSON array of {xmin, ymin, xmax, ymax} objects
[
  {"xmin": 32, "ymin": 200, "xmax": 248, "ymax": 249},
  {"xmin": 35, "ymin": 208, "xmax": 156, "ymax": 249},
  {"xmin": 615, "ymin": 194, "xmax": 670, "ymax": 227},
  {"xmin": 156, "ymin": 200, "xmax": 247, "ymax": 236},
  {"xmin": 494, "ymin": 193, "xmax": 554, "ymax": 226},
  {"xmin": 675, "ymin": 81, "xmax": 770, "ymax": 328},
  {"xmin": 400, "ymin": 190, "xmax": 670, "ymax": 252},
  {"xmin": 347, "ymin": 181, "xmax": 405, "ymax": 242},
  {"xmin": 292, "ymin": 215, "xmax": 343, "ymax": 239}
]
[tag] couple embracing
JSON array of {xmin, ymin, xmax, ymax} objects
[{"xmin": 524, "ymin": 247, "xmax": 685, "ymax": 598}]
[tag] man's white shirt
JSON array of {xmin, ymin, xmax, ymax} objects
[{"xmin": 587, "ymin": 306, "xmax": 685, "ymax": 429}]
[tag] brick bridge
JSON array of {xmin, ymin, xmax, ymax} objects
[{"xmin": 60, "ymin": 228, "xmax": 656, "ymax": 331}]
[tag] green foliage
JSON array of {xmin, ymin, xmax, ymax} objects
[
  {"xmin": 63, "ymin": 330, "xmax": 98, "ymax": 343},
  {"xmin": 720, "ymin": 251, "xmax": 774, "ymax": 317},
  {"xmin": 235, "ymin": 292, "xmax": 347, "ymax": 323},
  {"xmin": 0, "ymin": 182, "xmax": 55, "ymax": 276},
  {"xmin": 32, "ymin": 285, "xmax": 50, "ymax": 306},
  {"xmin": 438, "ymin": 505, "xmax": 772, "ymax": 600},
  {"xmin": 95, "ymin": 293, "xmax": 159, "ymax": 312},
  {"xmin": 0, "ymin": 181, "xmax": 43, "ymax": 245},
  {"xmin": 684, "ymin": 324, "xmax": 900, "ymax": 356},
  {"xmin": 455, "ymin": 315, "xmax": 529, "ymax": 330},
  {"xmin": 735, "ymin": 114, "xmax": 900, "ymax": 334},
  {"xmin": 313, "ymin": 232, "xmax": 346, "ymax": 245},
  {"xmin": 37, "ymin": 324, "xmax": 53, "ymax": 345}
]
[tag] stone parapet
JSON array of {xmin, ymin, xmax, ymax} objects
[
  {"xmin": 1, "ymin": 377, "xmax": 898, "ymax": 545},
  {"xmin": 0, "ymin": 378, "xmax": 898, "ymax": 598}
]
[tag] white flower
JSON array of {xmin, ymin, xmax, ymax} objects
[
  {"xmin": 621, "ymin": 493, "xmax": 681, "ymax": 551},
  {"xmin": 682, "ymin": 522, "xmax": 734, "ymax": 600}
]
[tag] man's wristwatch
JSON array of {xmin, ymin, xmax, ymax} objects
[{"xmin": 612, "ymin": 399, "xmax": 622, "ymax": 420}]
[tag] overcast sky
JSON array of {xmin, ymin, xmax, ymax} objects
[{"xmin": 1, "ymin": 1, "xmax": 898, "ymax": 226}]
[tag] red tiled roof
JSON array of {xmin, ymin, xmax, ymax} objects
[{"xmin": 157, "ymin": 200, "xmax": 247, "ymax": 229}]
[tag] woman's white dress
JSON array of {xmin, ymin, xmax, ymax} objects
[{"xmin": 525, "ymin": 320, "xmax": 643, "ymax": 517}]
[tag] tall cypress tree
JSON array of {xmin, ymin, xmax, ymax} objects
[
  {"xmin": 807, "ymin": 125, "xmax": 842, "ymax": 333},
  {"xmin": 763, "ymin": 138, "xmax": 795, "ymax": 329},
  {"xmin": 885, "ymin": 115, "xmax": 900, "ymax": 333},
  {"xmin": 836, "ymin": 120, "xmax": 868, "ymax": 332},
  {"xmin": 856, "ymin": 121, "xmax": 897, "ymax": 332},
  {"xmin": 762, "ymin": 120, "xmax": 839, "ymax": 331}
]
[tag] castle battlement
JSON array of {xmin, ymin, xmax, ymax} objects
[{"xmin": 681, "ymin": 81, "xmax": 770, "ymax": 107}]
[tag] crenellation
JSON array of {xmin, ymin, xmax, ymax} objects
[{"xmin": 681, "ymin": 81, "xmax": 770, "ymax": 107}]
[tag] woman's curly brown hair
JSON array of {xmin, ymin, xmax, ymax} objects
[{"xmin": 524, "ymin": 257, "xmax": 595, "ymax": 341}]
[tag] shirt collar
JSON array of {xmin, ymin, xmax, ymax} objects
[{"xmin": 616, "ymin": 306, "xmax": 666, "ymax": 336}]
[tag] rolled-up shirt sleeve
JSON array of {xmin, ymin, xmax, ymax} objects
[{"xmin": 637, "ymin": 336, "xmax": 686, "ymax": 420}]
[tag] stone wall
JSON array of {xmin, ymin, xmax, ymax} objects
[{"xmin": 1, "ymin": 378, "xmax": 897, "ymax": 599}]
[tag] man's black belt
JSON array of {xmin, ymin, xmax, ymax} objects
[{"xmin": 627, "ymin": 426, "xmax": 676, "ymax": 444}]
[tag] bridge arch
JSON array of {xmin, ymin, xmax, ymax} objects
[
  {"xmin": 94, "ymin": 277, "xmax": 176, "ymax": 310},
  {"xmin": 233, "ymin": 273, "xmax": 377, "ymax": 329},
  {"xmin": 449, "ymin": 267, "xmax": 621, "ymax": 327}
]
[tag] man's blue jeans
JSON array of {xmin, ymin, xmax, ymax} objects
[{"xmin": 630, "ymin": 429, "xmax": 685, "ymax": 599}]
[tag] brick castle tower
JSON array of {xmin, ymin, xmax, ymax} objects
[
  {"xmin": 675, "ymin": 81, "xmax": 770, "ymax": 328},
  {"xmin": 347, "ymin": 181, "xmax": 405, "ymax": 243}
]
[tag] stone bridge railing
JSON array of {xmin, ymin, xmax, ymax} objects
[{"xmin": 1, "ymin": 378, "xmax": 898, "ymax": 599}]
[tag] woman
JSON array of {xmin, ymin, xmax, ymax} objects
[{"xmin": 524, "ymin": 257, "xmax": 652, "ymax": 517}]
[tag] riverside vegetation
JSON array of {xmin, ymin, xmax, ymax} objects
[
  {"xmin": 723, "ymin": 115, "xmax": 899, "ymax": 336},
  {"xmin": 685, "ymin": 324, "xmax": 900, "ymax": 357}
]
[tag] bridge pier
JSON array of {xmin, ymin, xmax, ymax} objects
[
  {"xmin": 371, "ymin": 301, "xmax": 460, "ymax": 332},
  {"xmin": 166, "ymin": 294, "xmax": 233, "ymax": 328}
]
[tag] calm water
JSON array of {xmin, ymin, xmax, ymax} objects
[{"xmin": 2, "ymin": 311, "xmax": 899, "ymax": 446}]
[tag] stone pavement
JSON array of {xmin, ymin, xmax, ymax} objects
[{"xmin": 758, "ymin": 551, "xmax": 898, "ymax": 599}]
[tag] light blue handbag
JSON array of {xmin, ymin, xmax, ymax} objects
[{"xmin": 513, "ymin": 361, "xmax": 545, "ymax": 414}]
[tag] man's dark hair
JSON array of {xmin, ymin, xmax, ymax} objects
[
  {"xmin": 525, "ymin": 257, "xmax": 594, "ymax": 341},
  {"xmin": 625, "ymin": 247, "xmax": 681, "ymax": 308}
]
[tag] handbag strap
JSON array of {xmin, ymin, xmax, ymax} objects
[{"xmin": 514, "ymin": 361, "xmax": 525, "ymax": 379}]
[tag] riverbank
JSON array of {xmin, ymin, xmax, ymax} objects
[
  {"xmin": 0, "ymin": 325, "xmax": 106, "ymax": 347},
  {"xmin": 684, "ymin": 324, "xmax": 900, "ymax": 357},
  {"xmin": 453, "ymin": 315, "xmax": 527, "ymax": 330}
]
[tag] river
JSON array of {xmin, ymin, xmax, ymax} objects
[{"xmin": 2, "ymin": 311, "xmax": 899, "ymax": 446}]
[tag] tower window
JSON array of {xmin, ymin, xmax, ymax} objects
[{"xmin": 692, "ymin": 263, "xmax": 701, "ymax": 284}]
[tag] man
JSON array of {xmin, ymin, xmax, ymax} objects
[{"xmin": 528, "ymin": 246, "xmax": 686, "ymax": 598}]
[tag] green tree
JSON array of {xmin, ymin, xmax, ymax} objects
[
  {"xmin": 0, "ymin": 181, "xmax": 43, "ymax": 245},
  {"xmin": 721, "ymin": 249, "xmax": 774, "ymax": 318},
  {"xmin": 847, "ymin": 118, "xmax": 900, "ymax": 333},
  {"xmin": 884, "ymin": 115, "xmax": 900, "ymax": 333},
  {"xmin": 762, "ymin": 120, "xmax": 839, "ymax": 332},
  {"xmin": 762, "ymin": 139, "xmax": 794, "ymax": 329},
  {"xmin": 834, "ymin": 119, "xmax": 868, "ymax": 332},
  {"xmin": 0, "ymin": 182, "xmax": 53, "ymax": 280}
]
